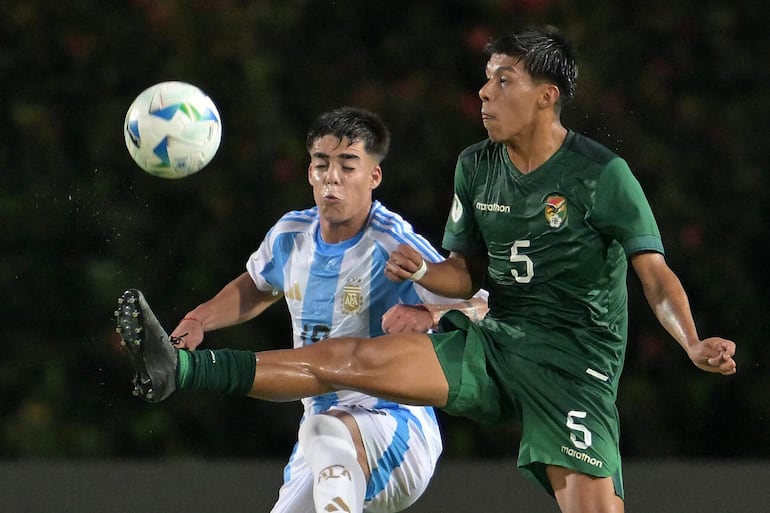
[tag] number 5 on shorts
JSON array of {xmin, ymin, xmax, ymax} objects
[{"xmin": 566, "ymin": 410, "xmax": 593, "ymax": 450}]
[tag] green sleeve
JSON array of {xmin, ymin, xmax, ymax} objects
[
  {"xmin": 442, "ymin": 156, "xmax": 485, "ymax": 255},
  {"xmin": 590, "ymin": 158, "xmax": 665, "ymax": 256}
]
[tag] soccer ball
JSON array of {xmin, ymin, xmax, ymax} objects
[{"xmin": 124, "ymin": 81, "xmax": 222, "ymax": 179}]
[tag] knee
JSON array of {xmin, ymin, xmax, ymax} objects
[{"xmin": 298, "ymin": 414, "xmax": 354, "ymax": 450}]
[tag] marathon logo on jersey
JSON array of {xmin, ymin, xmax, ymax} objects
[
  {"xmin": 341, "ymin": 278, "xmax": 363, "ymax": 315},
  {"xmin": 544, "ymin": 194, "xmax": 568, "ymax": 228},
  {"xmin": 474, "ymin": 200, "xmax": 511, "ymax": 213}
]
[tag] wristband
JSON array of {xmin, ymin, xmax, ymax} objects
[{"xmin": 409, "ymin": 260, "xmax": 428, "ymax": 281}]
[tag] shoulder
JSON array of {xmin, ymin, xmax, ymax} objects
[
  {"xmin": 267, "ymin": 206, "xmax": 318, "ymax": 240},
  {"xmin": 366, "ymin": 202, "xmax": 444, "ymax": 262},
  {"xmin": 559, "ymin": 131, "xmax": 638, "ymax": 190},
  {"xmin": 367, "ymin": 202, "xmax": 419, "ymax": 245},
  {"xmin": 454, "ymin": 139, "xmax": 507, "ymax": 186},
  {"xmin": 275, "ymin": 206, "xmax": 317, "ymax": 227},
  {"xmin": 563, "ymin": 131, "xmax": 622, "ymax": 168},
  {"xmin": 368, "ymin": 201, "xmax": 413, "ymax": 234},
  {"xmin": 457, "ymin": 138, "xmax": 500, "ymax": 163}
]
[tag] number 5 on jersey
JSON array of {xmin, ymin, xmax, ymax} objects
[{"xmin": 510, "ymin": 240, "xmax": 534, "ymax": 283}]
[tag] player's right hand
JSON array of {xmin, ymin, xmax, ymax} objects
[
  {"xmin": 689, "ymin": 337, "xmax": 737, "ymax": 375},
  {"xmin": 384, "ymin": 244, "xmax": 426, "ymax": 283}
]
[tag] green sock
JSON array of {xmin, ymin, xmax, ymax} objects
[{"xmin": 176, "ymin": 349, "xmax": 256, "ymax": 396}]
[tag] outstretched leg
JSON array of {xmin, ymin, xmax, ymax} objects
[
  {"xmin": 116, "ymin": 289, "xmax": 450, "ymax": 408},
  {"xmin": 250, "ymin": 334, "xmax": 450, "ymax": 407}
]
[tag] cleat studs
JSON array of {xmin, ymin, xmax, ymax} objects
[
  {"xmin": 120, "ymin": 340, "xmax": 126, "ymax": 346},
  {"xmin": 146, "ymin": 389, "xmax": 154, "ymax": 400},
  {"xmin": 128, "ymin": 296, "xmax": 136, "ymax": 304},
  {"xmin": 134, "ymin": 327, "xmax": 142, "ymax": 334},
  {"xmin": 115, "ymin": 327, "xmax": 121, "ymax": 334},
  {"xmin": 118, "ymin": 298, "xmax": 124, "ymax": 304},
  {"xmin": 114, "ymin": 310, "xmax": 119, "ymax": 317},
  {"xmin": 131, "ymin": 311, "xmax": 139, "ymax": 318}
]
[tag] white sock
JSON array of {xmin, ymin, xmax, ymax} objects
[{"xmin": 298, "ymin": 414, "xmax": 367, "ymax": 513}]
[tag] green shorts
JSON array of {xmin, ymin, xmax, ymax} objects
[{"xmin": 430, "ymin": 311, "xmax": 624, "ymax": 499}]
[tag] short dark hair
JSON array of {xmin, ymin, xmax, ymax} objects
[
  {"xmin": 305, "ymin": 107, "xmax": 391, "ymax": 162},
  {"xmin": 484, "ymin": 25, "xmax": 578, "ymax": 105}
]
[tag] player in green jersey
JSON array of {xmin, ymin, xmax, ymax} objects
[{"xmin": 122, "ymin": 26, "xmax": 736, "ymax": 513}]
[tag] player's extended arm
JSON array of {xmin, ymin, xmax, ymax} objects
[
  {"xmin": 385, "ymin": 244, "xmax": 486, "ymax": 299},
  {"xmin": 631, "ymin": 252, "xmax": 736, "ymax": 375},
  {"xmin": 170, "ymin": 272, "xmax": 282, "ymax": 350},
  {"xmin": 381, "ymin": 296, "xmax": 489, "ymax": 334}
]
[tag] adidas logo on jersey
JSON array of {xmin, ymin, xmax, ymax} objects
[{"xmin": 285, "ymin": 282, "xmax": 302, "ymax": 301}]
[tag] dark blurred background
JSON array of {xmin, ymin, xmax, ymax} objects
[{"xmin": 1, "ymin": 0, "xmax": 767, "ymax": 463}]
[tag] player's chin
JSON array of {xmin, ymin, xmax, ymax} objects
[{"xmin": 485, "ymin": 129, "xmax": 508, "ymax": 144}]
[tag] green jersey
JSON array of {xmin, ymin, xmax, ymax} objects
[{"xmin": 442, "ymin": 131, "xmax": 663, "ymax": 392}]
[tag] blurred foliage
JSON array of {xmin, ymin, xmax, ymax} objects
[{"xmin": 0, "ymin": 0, "xmax": 767, "ymax": 460}]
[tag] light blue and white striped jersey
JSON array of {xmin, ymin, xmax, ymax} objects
[{"xmin": 246, "ymin": 201, "xmax": 452, "ymax": 418}]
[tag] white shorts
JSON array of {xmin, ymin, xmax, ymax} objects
[{"xmin": 270, "ymin": 404, "xmax": 442, "ymax": 513}]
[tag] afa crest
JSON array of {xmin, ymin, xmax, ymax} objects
[
  {"xmin": 341, "ymin": 278, "xmax": 363, "ymax": 315},
  {"xmin": 544, "ymin": 194, "xmax": 568, "ymax": 228}
]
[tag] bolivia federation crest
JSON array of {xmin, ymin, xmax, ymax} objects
[
  {"xmin": 544, "ymin": 194, "xmax": 568, "ymax": 228},
  {"xmin": 341, "ymin": 278, "xmax": 363, "ymax": 315},
  {"xmin": 450, "ymin": 194, "xmax": 463, "ymax": 223}
]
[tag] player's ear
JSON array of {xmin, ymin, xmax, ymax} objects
[
  {"xmin": 307, "ymin": 163, "xmax": 315, "ymax": 186},
  {"xmin": 538, "ymin": 83, "xmax": 560, "ymax": 109},
  {"xmin": 370, "ymin": 165, "xmax": 382, "ymax": 190}
]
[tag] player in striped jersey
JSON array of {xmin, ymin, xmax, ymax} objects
[
  {"xmin": 239, "ymin": 200, "xmax": 456, "ymax": 513},
  {"xmin": 117, "ymin": 108, "xmax": 486, "ymax": 513}
]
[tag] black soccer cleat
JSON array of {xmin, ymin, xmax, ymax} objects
[{"xmin": 115, "ymin": 288, "xmax": 177, "ymax": 403}]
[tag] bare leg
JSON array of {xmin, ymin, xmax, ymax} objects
[
  {"xmin": 248, "ymin": 333, "xmax": 450, "ymax": 407},
  {"xmin": 547, "ymin": 465, "xmax": 624, "ymax": 513}
]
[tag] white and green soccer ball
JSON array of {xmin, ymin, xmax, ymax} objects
[{"xmin": 124, "ymin": 81, "xmax": 222, "ymax": 179}]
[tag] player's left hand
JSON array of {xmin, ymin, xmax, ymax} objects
[
  {"xmin": 689, "ymin": 337, "xmax": 737, "ymax": 375},
  {"xmin": 382, "ymin": 304, "xmax": 434, "ymax": 334}
]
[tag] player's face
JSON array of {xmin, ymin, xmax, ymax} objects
[
  {"xmin": 308, "ymin": 135, "xmax": 382, "ymax": 242},
  {"xmin": 479, "ymin": 54, "xmax": 548, "ymax": 143}
]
